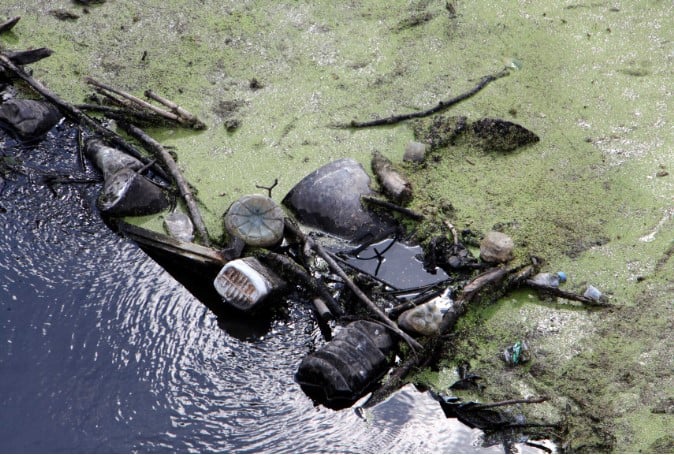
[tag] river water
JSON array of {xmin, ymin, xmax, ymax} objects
[{"xmin": 0, "ymin": 122, "xmax": 552, "ymax": 453}]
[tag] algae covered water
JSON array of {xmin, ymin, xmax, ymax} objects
[
  {"xmin": 0, "ymin": 124, "xmax": 530, "ymax": 453},
  {"xmin": 1, "ymin": 0, "xmax": 673, "ymax": 452}
]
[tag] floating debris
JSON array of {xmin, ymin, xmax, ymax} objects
[
  {"xmin": 502, "ymin": 340, "xmax": 531, "ymax": 366},
  {"xmin": 371, "ymin": 150, "xmax": 412, "ymax": 204},
  {"xmin": 163, "ymin": 212, "xmax": 194, "ymax": 242},
  {"xmin": 403, "ymin": 140, "xmax": 428, "ymax": 163},
  {"xmin": 530, "ymin": 272, "xmax": 567, "ymax": 288},
  {"xmin": 471, "ymin": 118, "xmax": 539, "ymax": 152},
  {"xmin": 213, "ymin": 257, "xmax": 286, "ymax": 311},
  {"xmin": 397, "ymin": 288, "xmax": 454, "ymax": 336},
  {"xmin": 85, "ymin": 138, "xmax": 144, "ymax": 178},
  {"xmin": 97, "ymin": 167, "xmax": 169, "ymax": 217},
  {"xmin": 480, "ymin": 231, "xmax": 514, "ymax": 264},
  {"xmin": 0, "ymin": 98, "xmax": 62, "ymax": 140},
  {"xmin": 224, "ymin": 194, "xmax": 285, "ymax": 247}
]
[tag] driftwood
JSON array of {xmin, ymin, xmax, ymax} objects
[
  {"xmin": 85, "ymin": 77, "xmax": 205, "ymax": 130},
  {"xmin": 117, "ymin": 122, "xmax": 211, "ymax": 246},
  {"xmin": 4, "ymin": 48, "xmax": 53, "ymax": 66},
  {"xmin": 340, "ymin": 68, "xmax": 509, "ymax": 128},
  {"xmin": 371, "ymin": 151, "xmax": 412, "ymax": 204},
  {"xmin": 284, "ymin": 218, "xmax": 423, "ymax": 352}
]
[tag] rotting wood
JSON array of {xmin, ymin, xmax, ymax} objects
[
  {"xmin": 85, "ymin": 77, "xmax": 205, "ymax": 130},
  {"xmin": 371, "ymin": 150, "xmax": 412, "ymax": 204},
  {"xmin": 284, "ymin": 218, "xmax": 423, "ymax": 352},
  {"xmin": 118, "ymin": 121, "xmax": 211, "ymax": 246},
  {"xmin": 339, "ymin": 68, "xmax": 509, "ymax": 128}
]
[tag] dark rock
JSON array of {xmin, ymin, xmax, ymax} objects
[
  {"xmin": 0, "ymin": 99, "xmax": 62, "ymax": 140},
  {"xmin": 471, "ymin": 118, "xmax": 539, "ymax": 152},
  {"xmin": 282, "ymin": 158, "xmax": 396, "ymax": 242}
]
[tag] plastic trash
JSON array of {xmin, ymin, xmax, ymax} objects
[
  {"xmin": 583, "ymin": 285, "xmax": 608, "ymax": 303},
  {"xmin": 213, "ymin": 257, "xmax": 286, "ymax": 311},
  {"xmin": 502, "ymin": 340, "xmax": 530, "ymax": 366},
  {"xmin": 530, "ymin": 271, "xmax": 567, "ymax": 288},
  {"xmin": 295, "ymin": 320, "xmax": 396, "ymax": 409}
]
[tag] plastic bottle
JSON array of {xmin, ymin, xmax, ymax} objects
[{"xmin": 530, "ymin": 271, "xmax": 567, "ymax": 288}]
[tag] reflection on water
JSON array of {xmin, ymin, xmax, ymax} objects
[{"xmin": 0, "ymin": 123, "xmax": 549, "ymax": 453}]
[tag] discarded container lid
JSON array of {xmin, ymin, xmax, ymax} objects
[
  {"xmin": 213, "ymin": 257, "xmax": 285, "ymax": 311},
  {"xmin": 97, "ymin": 167, "xmax": 170, "ymax": 217},
  {"xmin": 224, "ymin": 194, "xmax": 285, "ymax": 247}
]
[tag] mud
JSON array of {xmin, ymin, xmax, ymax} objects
[{"xmin": 1, "ymin": 0, "xmax": 672, "ymax": 451}]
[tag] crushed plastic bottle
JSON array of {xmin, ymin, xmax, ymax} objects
[
  {"xmin": 530, "ymin": 271, "xmax": 567, "ymax": 288},
  {"xmin": 502, "ymin": 340, "xmax": 530, "ymax": 366},
  {"xmin": 583, "ymin": 285, "xmax": 608, "ymax": 304}
]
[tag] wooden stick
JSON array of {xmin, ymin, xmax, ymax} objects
[
  {"xmin": 284, "ymin": 218, "xmax": 423, "ymax": 352},
  {"xmin": 118, "ymin": 122, "xmax": 211, "ymax": 246},
  {"xmin": 361, "ymin": 195, "xmax": 424, "ymax": 220},
  {"xmin": 341, "ymin": 68, "xmax": 509, "ymax": 128},
  {"xmin": 0, "ymin": 53, "xmax": 163, "ymax": 176},
  {"xmin": 525, "ymin": 280, "xmax": 611, "ymax": 306},
  {"xmin": 468, "ymin": 396, "xmax": 549, "ymax": 410},
  {"xmin": 85, "ymin": 77, "xmax": 184, "ymax": 124},
  {"xmin": 145, "ymin": 89, "xmax": 206, "ymax": 130}
]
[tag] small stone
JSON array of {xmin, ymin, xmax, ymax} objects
[
  {"xmin": 403, "ymin": 141, "xmax": 428, "ymax": 163},
  {"xmin": 480, "ymin": 231, "xmax": 514, "ymax": 263}
]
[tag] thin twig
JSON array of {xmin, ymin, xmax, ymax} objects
[
  {"xmin": 469, "ymin": 396, "xmax": 548, "ymax": 410},
  {"xmin": 145, "ymin": 89, "xmax": 206, "ymax": 130},
  {"xmin": 361, "ymin": 195, "xmax": 424, "ymax": 220},
  {"xmin": 340, "ymin": 68, "xmax": 510, "ymax": 128},
  {"xmin": 443, "ymin": 220, "xmax": 459, "ymax": 245},
  {"xmin": 118, "ymin": 122, "xmax": 211, "ymax": 246}
]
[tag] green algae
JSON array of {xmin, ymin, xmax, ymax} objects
[{"xmin": 2, "ymin": 0, "xmax": 672, "ymax": 451}]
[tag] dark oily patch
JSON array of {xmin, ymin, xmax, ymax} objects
[
  {"xmin": 0, "ymin": 99, "xmax": 62, "ymax": 140},
  {"xmin": 412, "ymin": 115, "xmax": 468, "ymax": 150},
  {"xmin": 282, "ymin": 158, "xmax": 396, "ymax": 242},
  {"xmin": 471, "ymin": 118, "xmax": 539, "ymax": 152},
  {"xmin": 341, "ymin": 238, "xmax": 449, "ymax": 291}
]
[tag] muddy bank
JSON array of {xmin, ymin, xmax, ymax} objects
[{"xmin": 1, "ymin": 1, "xmax": 672, "ymax": 452}]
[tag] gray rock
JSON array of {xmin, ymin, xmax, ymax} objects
[
  {"xmin": 282, "ymin": 158, "xmax": 395, "ymax": 242},
  {"xmin": 480, "ymin": 231, "xmax": 514, "ymax": 263},
  {"xmin": 0, "ymin": 98, "xmax": 62, "ymax": 140},
  {"xmin": 403, "ymin": 140, "xmax": 428, "ymax": 163}
]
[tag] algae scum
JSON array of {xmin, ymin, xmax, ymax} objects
[{"xmin": 2, "ymin": 0, "xmax": 673, "ymax": 452}]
